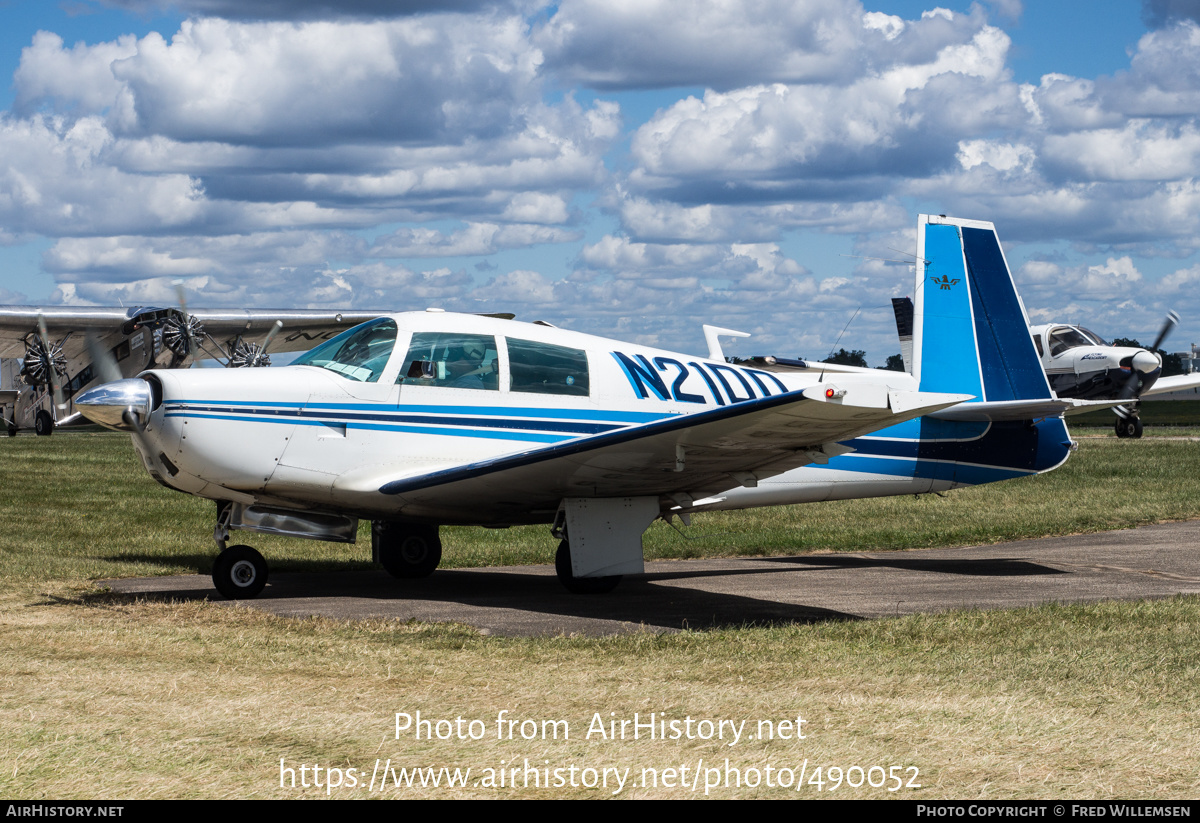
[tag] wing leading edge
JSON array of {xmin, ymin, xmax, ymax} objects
[{"xmin": 369, "ymin": 385, "xmax": 970, "ymax": 522}]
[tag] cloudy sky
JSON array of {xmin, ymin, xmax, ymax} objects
[{"xmin": 2, "ymin": 0, "xmax": 1200, "ymax": 364}]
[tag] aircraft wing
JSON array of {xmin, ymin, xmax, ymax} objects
[
  {"xmin": 0, "ymin": 307, "xmax": 133, "ymax": 360},
  {"xmin": 186, "ymin": 309, "xmax": 385, "ymax": 353},
  {"xmin": 365, "ymin": 385, "xmax": 970, "ymax": 521},
  {"xmin": 0, "ymin": 305, "xmax": 385, "ymax": 360},
  {"xmin": 1142, "ymin": 373, "xmax": 1200, "ymax": 397}
]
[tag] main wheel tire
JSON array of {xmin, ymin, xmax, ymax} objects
[
  {"xmin": 34, "ymin": 410, "xmax": 53, "ymax": 437},
  {"xmin": 1115, "ymin": 417, "xmax": 1143, "ymax": 439},
  {"xmin": 6, "ymin": 423, "xmax": 15, "ymax": 437},
  {"xmin": 212, "ymin": 545, "xmax": 269, "ymax": 600},
  {"xmin": 555, "ymin": 540, "xmax": 622, "ymax": 594},
  {"xmin": 377, "ymin": 523, "xmax": 442, "ymax": 579}
]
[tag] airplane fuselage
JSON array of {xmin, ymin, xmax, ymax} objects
[
  {"xmin": 127, "ymin": 310, "xmax": 1069, "ymax": 528},
  {"xmin": 1029, "ymin": 323, "xmax": 1161, "ymax": 401}
]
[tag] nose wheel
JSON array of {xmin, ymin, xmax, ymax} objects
[{"xmin": 212, "ymin": 544, "xmax": 269, "ymax": 599}]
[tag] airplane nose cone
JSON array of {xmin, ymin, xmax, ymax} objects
[
  {"xmin": 1131, "ymin": 350, "xmax": 1161, "ymax": 374},
  {"xmin": 75, "ymin": 378, "xmax": 153, "ymax": 430}
]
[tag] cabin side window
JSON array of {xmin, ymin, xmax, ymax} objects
[
  {"xmin": 507, "ymin": 338, "xmax": 589, "ymax": 396},
  {"xmin": 398, "ymin": 332, "xmax": 499, "ymax": 391},
  {"xmin": 1032, "ymin": 334, "xmax": 1043, "ymax": 357}
]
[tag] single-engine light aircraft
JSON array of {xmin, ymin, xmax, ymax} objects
[
  {"xmin": 1027, "ymin": 318, "xmax": 1200, "ymax": 438},
  {"xmin": 76, "ymin": 215, "xmax": 1105, "ymax": 598},
  {"xmin": 0, "ymin": 306, "xmax": 386, "ymax": 436}
]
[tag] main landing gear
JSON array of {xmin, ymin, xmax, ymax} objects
[
  {"xmin": 373, "ymin": 521, "xmax": 442, "ymax": 579},
  {"xmin": 34, "ymin": 410, "xmax": 53, "ymax": 436},
  {"xmin": 555, "ymin": 538, "xmax": 622, "ymax": 594},
  {"xmin": 1115, "ymin": 416, "xmax": 1144, "ymax": 439}
]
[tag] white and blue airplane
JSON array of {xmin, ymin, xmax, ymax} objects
[{"xmin": 76, "ymin": 215, "xmax": 1111, "ymax": 599}]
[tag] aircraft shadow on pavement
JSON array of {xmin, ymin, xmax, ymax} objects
[
  {"xmin": 756, "ymin": 554, "xmax": 1065, "ymax": 577},
  {"xmin": 100, "ymin": 553, "xmax": 1066, "ymax": 635},
  {"xmin": 103, "ymin": 565, "xmax": 863, "ymax": 633}
]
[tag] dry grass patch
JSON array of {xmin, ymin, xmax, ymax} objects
[{"xmin": 2, "ymin": 590, "xmax": 1198, "ymax": 799}]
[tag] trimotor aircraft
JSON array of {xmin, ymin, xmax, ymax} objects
[
  {"xmin": 889, "ymin": 301, "xmax": 1200, "ymax": 438},
  {"xmin": 0, "ymin": 306, "xmax": 385, "ymax": 436},
  {"xmin": 76, "ymin": 215, "xmax": 1110, "ymax": 599}
]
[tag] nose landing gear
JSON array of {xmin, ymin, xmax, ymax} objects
[{"xmin": 212, "ymin": 544, "xmax": 269, "ymax": 599}]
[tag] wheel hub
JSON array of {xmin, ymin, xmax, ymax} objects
[
  {"xmin": 399, "ymin": 537, "xmax": 428, "ymax": 564},
  {"xmin": 230, "ymin": 559, "xmax": 257, "ymax": 587}
]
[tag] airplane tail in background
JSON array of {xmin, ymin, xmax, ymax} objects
[{"xmin": 911, "ymin": 215, "xmax": 1053, "ymax": 404}]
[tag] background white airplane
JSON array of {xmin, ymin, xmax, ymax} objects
[
  {"xmin": 0, "ymin": 305, "xmax": 387, "ymax": 436},
  {"xmin": 890, "ymin": 300, "xmax": 1200, "ymax": 438},
  {"xmin": 75, "ymin": 215, "xmax": 1108, "ymax": 599}
]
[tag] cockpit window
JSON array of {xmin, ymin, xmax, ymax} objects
[
  {"xmin": 398, "ymin": 332, "xmax": 499, "ymax": 391},
  {"xmin": 291, "ymin": 318, "xmax": 397, "ymax": 382},
  {"xmin": 1048, "ymin": 326, "xmax": 1096, "ymax": 357},
  {"xmin": 508, "ymin": 338, "xmax": 589, "ymax": 396}
]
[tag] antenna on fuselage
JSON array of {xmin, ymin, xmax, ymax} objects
[
  {"xmin": 818, "ymin": 307, "xmax": 862, "ymax": 381},
  {"xmin": 703, "ymin": 325, "xmax": 751, "ymax": 361}
]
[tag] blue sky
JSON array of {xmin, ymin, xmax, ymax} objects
[{"xmin": 1, "ymin": 0, "xmax": 1199, "ymax": 363}]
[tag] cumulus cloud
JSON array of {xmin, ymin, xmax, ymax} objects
[
  {"xmin": 15, "ymin": 16, "xmax": 542, "ymax": 147},
  {"xmin": 616, "ymin": 194, "xmax": 908, "ymax": 243},
  {"xmin": 368, "ymin": 223, "xmax": 581, "ymax": 258},
  {"xmin": 627, "ymin": 15, "xmax": 1019, "ymax": 201},
  {"xmin": 98, "ymin": 0, "xmax": 509, "ymax": 21},
  {"xmin": 536, "ymin": 0, "xmax": 867, "ymax": 90},
  {"xmin": 1142, "ymin": 0, "xmax": 1200, "ymax": 28}
]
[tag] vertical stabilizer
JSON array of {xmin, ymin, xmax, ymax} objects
[{"xmin": 912, "ymin": 215, "xmax": 1051, "ymax": 402}]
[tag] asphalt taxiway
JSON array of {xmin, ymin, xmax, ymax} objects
[{"xmin": 103, "ymin": 520, "xmax": 1200, "ymax": 637}]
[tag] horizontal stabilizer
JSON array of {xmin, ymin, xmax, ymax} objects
[{"xmin": 931, "ymin": 397, "xmax": 1127, "ymax": 421}]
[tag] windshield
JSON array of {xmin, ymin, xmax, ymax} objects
[
  {"xmin": 292, "ymin": 318, "xmax": 397, "ymax": 382},
  {"xmin": 1048, "ymin": 326, "xmax": 1096, "ymax": 357}
]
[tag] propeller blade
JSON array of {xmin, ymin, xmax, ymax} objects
[
  {"xmin": 85, "ymin": 332, "xmax": 123, "ymax": 385},
  {"xmin": 1151, "ymin": 310, "xmax": 1180, "ymax": 352},
  {"xmin": 36, "ymin": 313, "xmax": 66, "ymax": 412},
  {"xmin": 1116, "ymin": 368, "xmax": 1141, "ymax": 402},
  {"xmin": 174, "ymin": 280, "xmax": 199, "ymax": 362},
  {"xmin": 256, "ymin": 320, "xmax": 284, "ymax": 366}
]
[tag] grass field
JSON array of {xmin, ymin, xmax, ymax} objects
[
  {"xmin": 2, "ymin": 432, "xmax": 1199, "ymax": 799},
  {"xmin": 1070, "ymin": 398, "xmax": 1200, "ymax": 428}
]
